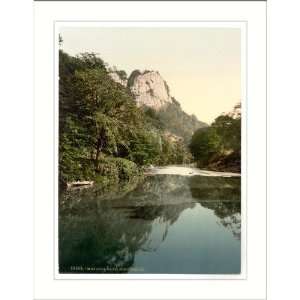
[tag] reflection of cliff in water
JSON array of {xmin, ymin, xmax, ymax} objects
[{"xmin": 59, "ymin": 174, "xmax": 241, "ymax": 273}]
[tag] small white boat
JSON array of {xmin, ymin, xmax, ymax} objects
[{"xmin": 67, "ymin": 181, "xmax": 94, "ymax": 189}]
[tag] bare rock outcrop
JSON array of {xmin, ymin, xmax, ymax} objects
[{"xmin": 128, "ymin": 70, "xmax": 173, "ymax": 110}]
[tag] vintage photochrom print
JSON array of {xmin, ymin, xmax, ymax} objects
[{"xmin": 57, "ymin": 23, "xmax": 245, "ymax": 276}]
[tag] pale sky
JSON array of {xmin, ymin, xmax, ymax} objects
[{"xmin": 60, "ymin": 27, "xmax": 241, "ymax": 124}]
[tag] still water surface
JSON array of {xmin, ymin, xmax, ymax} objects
[{"xmin": 59, "ymin": 166, "xmax": 241, "ymax": 274}]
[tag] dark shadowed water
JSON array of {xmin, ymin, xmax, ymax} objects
[{"xmin": 59, "ymin": 166, "xmax": 241, "ymax": 274}]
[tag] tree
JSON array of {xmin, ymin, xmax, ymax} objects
[
  {"xmin": 59, "ymin": 51, "xmax": 144, "ymax": 183},
  {"xmin": 59, "ymin": 34, "xmax": 63, "ymax": 47},
  {"xmin": 189, "ymin": 104, "xmax": 241, "ymax": 170},
  {"xmin": 129, "ymin": 130, "xmax": 161, "ymax": 165},
  {"xmin": 189, "ymin": 127, "xmax": 221, "ymax": 167},
  {"xmin": 115, "ymin": 70, "xmax": 127, "ymax": 81},
  {"xmin": 71, "ymin": 67, "xmax": 143, "ymax": 166},
  {"xmin": 212, "ymin": 114, "xmax": 241, "ymax": 153}
]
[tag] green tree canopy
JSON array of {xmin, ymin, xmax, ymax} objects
[
  {"xmin": 189, "ymin": 105, "xmax": 241, "ymax": 171},
  {"xmin": 189, "ymin": 127, "xmax": 221, "ymax": 166}
]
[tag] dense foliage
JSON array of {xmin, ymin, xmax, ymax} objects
[
  {"xmin": 157, "ymin": 100, "xmax": 207, "ymax": 143},
  {"xmin": 140, "ymin": 99, "xmax": 207, "ymax": 143},
  {"xmin": 59, "ymin": 51, "xmax": 192, "ymax": 186},
  {"xmin": 189, "ymin": 105, "xmax": 241, "ymax": 172}
]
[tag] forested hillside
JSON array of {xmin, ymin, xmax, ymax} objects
[
  {"xmin": 59, "ymin": 51, "xmax": 193, "ymax": 186},
  {"xmin": 156, "ymin": 99, "xmax": 207, "ymax": 143}
]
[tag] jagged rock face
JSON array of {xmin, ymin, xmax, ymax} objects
[
  {"xmin": 129, "ymin": 71, "xmax": 173, "ymax": 110},
  {"xmin": 108, "ymin": 72, "xmax": 127, "ymax": 87}
]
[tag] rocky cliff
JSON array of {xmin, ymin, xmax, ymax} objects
[
  {"xmin": 128, "ymin": 70, "xmax": 173, "ymax": 110},
  {"xmin": 127, "ymin": 70, "xmax": 208, "ymax": 142},
  {"xmin": 109, "ymin": 68, "xmax": 207, "ymax": 142}
]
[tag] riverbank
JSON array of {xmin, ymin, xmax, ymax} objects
[
  {"xmin": 67, "ymin": 164, "xmax": 241, "ymax": 188},
  {"xmin": 64, "ymin": 163, "xmax": 241, "ymax": 191},
  {"xmin": 145, "ymin": 165, "xmax": 240, "ymax": 177},
  {"xmin": 61, "ymin": 157, "xmax": 142, "ymax": 190},
  {"xmin": 205, "ymin": 152, "xmax": 241, "ymax": 173}
]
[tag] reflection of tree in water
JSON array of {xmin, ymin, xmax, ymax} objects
[
  {"xmin": 59, "ymin": 175, "xmax": 193, "ymax": 273},
  {"xmin": 188, "ymin": 176, "xmax": 241, "ymax": 201},
  {"xmin": 126, "ymin": 202, "xmax": 195, "ymax": 251},
  {"xmin": 218, "ymin": 213, "xmax": 241, "ymax": 240},
  {"xmin": 110, "ymin": 175, "xmax": 195, "ymax": 251},
  {"xmin": 59, "ymin": 211, "xmax": 151, "ymax": 273},
  {"xmin": 59, "ymin": 178, "xmax": 147, "ymax": 273},
  {"xmin": 59, "ymin": 174, "xmax": 241, "ymax": 273},
  {"xmin": 188, "ymin": 176, "xmax": 241, "ymax": 239}
]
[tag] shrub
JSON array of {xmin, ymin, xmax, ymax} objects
[
  {"xmin": 113, "ymin": 158, "xmax": 140, "ymax": 180},
  {"xmin": 96, "ymin": 157, "xmax": 140, "ymax": 182}
]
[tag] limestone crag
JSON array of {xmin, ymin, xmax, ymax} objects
[
  {"xmin": 108, "ymin": 68, "xmax": 208, "ymax": 141},
  {"xmin": 129, "ymin": 71, "xmax": 173, "ymax": 110}
]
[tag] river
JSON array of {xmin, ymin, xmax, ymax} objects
[{"xmin": 59, "ymin": 165, "xmax": 241, "ymax": 274}]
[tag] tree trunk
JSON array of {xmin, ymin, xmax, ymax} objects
[
  {"xmin": 94, "ymin": 128, "xmax": 106, "ymax": 170},
  {"xmin": 90, "ymin": 149, "xmax": 94, "ymax": 160},
  {"xmin": 95, "ymin": 138, "xmax": 101, "ymax": 169}
]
